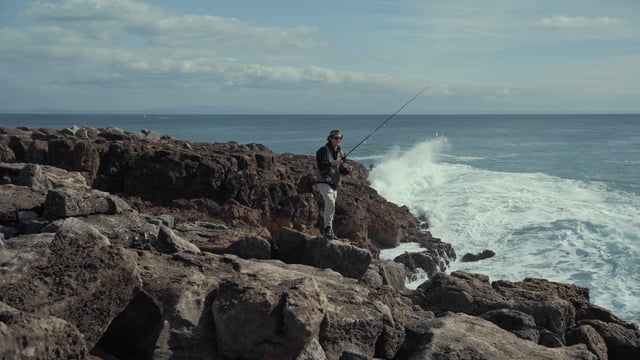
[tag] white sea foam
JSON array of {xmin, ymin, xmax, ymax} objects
[
  {"xmin": 370, "ymin": 137, "xmax": 640, "ymax": 325},
  {"xmin": 439, "ymin": 153, "xmax": 485, "ymax": 162},
  {"xmin": 349, "ymin": 154, "xmax": 386, "ymax": 162},
  {"xmin": 379, "ymin": 242, "xmax": 427, "ymax": 259}
]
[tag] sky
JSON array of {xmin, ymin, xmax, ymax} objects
[{"xmin": 1, "ymin": 0, "xmax": 639, "ymax": 114}]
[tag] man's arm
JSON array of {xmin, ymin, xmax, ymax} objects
[{"xmin": 316, "ymin": 146, "xmax": 331, "ymax": 171}]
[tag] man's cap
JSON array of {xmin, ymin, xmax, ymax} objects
[{"xmin": 328, "ymin": 129, "xmax": 342, "ymax": 137}]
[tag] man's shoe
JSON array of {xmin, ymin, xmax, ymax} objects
[{"xmin": 324, "ymin": 226, "xmax": 337, "ymax": 240}]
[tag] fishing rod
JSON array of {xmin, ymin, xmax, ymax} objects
[{"xmin": 345, "ymin": 86, "xmax": 428, "ymax": 158}]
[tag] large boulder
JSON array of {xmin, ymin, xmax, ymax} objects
[
  {"xmin": 0, "ymin": 301, "xmax": 87, "ymax": 360},
  {"xmin": 212, "ymin": 275, "xmax": 327, "ymax": 360},
  {"xmin": 578, "ymin": 319, "xmax": 640, "ymax": 360},
  {"xmin": 0, "ymin": 184, "xmax": 45, "ymax": 225},
  {"xmin": 275, "ymin": 227, "xmax": 372, "ymax": 279},
  {"xmin": 414, "ymin": 271, "xmax": 640, "ymax": 357},
  {"xmin": 0, "ymin": 218, "xmax": 142, "ymax": 348},
  {"xmin": 125, "ymin": 250, "xmax": 412, "ymax": 360},
  {"xmin": 415, "ymin": 271, "xmax": 578, "ymax": 342},
  {"xmin": 209, "ymin": 254, "xmax": 409, "ymax": 360},
  {"xmin": 43, "ymin": 187, "xmax": 131, "ymax": 219},
  {"xmin": 405, "ymin": 312, "xmax": 597, "ymax": 360}
]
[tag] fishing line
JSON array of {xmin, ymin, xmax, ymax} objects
[{"xmin": 345, "ymin": 86, "xmax": 428, "ymax": 158}]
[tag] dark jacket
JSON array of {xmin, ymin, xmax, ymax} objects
[{"xmin": 316, "ymin": 143, "xmax": 350, "ymax": 189}]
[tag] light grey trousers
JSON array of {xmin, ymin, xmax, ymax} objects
[{"xmin": 317, "ymin": 183, "xmax": 338, "ymax": 229}]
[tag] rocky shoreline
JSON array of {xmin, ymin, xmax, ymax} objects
[{"xmin": 1, "ymin": 125, "xmax": 638, "ymax": 359}]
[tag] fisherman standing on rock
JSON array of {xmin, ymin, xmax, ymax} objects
[{"xmin": 316, "ymin": 129, "xmax": 352, "ymax": 240}]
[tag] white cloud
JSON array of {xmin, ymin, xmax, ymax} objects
[
  {"xmin": 535, "ymin": 16, "xmax": 621, "ymax": 29},
  {"xmin": 3, "ymin": 0, "xmax": 404, "ymax": 94},
  {"xmin": 22, "ymin": 0, "xmax": 323, "ymax": 49},
  {"xmin": 3, "ymin": 0, "xmax": 409, "ymax": 93},
  {"xmin": 2, "ymin": 0, "xmax": 638, "ymax": 113}
]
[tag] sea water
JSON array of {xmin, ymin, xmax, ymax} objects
[
  {"xmin": 1, "ymin": 113, "xmax": 639, "ymax": 325},
  {"xmin": 372, "ymin": 129, "xmax": 640, "ymax": 326},
  {"xmin": 368, "ymin": 115, "xmax": 640, "ymax": 326}
]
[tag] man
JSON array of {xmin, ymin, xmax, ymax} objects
[{"xmin": 316, "ymin": 129, "xmax": 352, "ymax": 240}]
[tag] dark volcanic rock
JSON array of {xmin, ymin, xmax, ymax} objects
[
  {"xmin": 409, "ymin": 312, "xmax": 597, "ymax": 360},
  {"xmin": 461, "ymin": 249, "xmax": 496, "ymax": 262},
  {"xmin": 212, "ymin": 275, "xmax": 327, "ymax": 359},
  {"xmin": 0, "ymin": 218, "xmax": 141, "ymax": 348},
  {"xmin": 0, "ymin": 301, "xmax": 87, "ymax": 359},
  {"xmin": 1, "ymin": 127, "xmax": 639, "ymax": 360},
  {"xmin": 1, "ymin": 128, "xmax": 419, "ymax": 251},
  {"xmin": 0, "ymin": 184, "xmax": 45, "ymax": 224},
  {"xmin": 275, "ymin": 227, "xmax": 373, "ymax": 279},
  {"xmin": 394, "ymin": 251, "xmax": 440, "ymax": 277},
  {"xmin": 413, "ymin": 271, "xmax": 640, "ymax": 357}
]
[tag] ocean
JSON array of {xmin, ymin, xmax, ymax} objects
[{"xmin": 1, "ymin": 113, "xmax": 639, "ymax": 325}]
